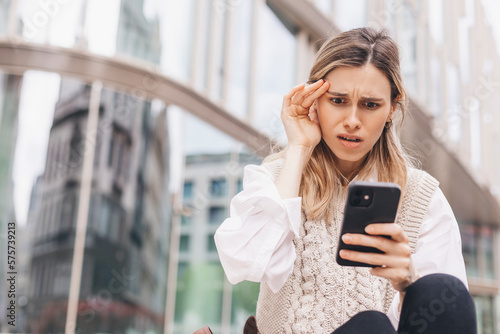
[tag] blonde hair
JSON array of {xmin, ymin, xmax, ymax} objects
[{"xmin": 266, "ymin": 27, "xmax": 415, "ymax": 221}]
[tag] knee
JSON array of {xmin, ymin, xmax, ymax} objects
[
  {"xmin": 349, "ymin": 310, "xmax": 389, "ymax": 323},
  {"xmin": 334, "ymin": 311, "xmax": 395, "ymax": 334},
  {"xmin": 406, "ymin": 273, "xmax": 470, "ymax": 305},
  {"xmin": 400, "ymin": 273, "xmax": 477, "ymax": 333}
]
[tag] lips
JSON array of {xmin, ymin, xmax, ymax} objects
[
  {"xmin": 337, "ymin": 134, "xmax": 363, "ymax": 148},
  {"xmin": 337, "ymin": 134, "xmax": 362, "ymax": 142},
  {"xmin": 338, "ymin": 136, "xmax": 361, "ymax": 142}
]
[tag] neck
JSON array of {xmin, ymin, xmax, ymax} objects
[
  {"xmin": 332, "ymin": 155, "xmax": 370, "ymax": 185},
  {"xmin": 335, "ymin": 161, "xmax": 363, "ymax": 181}
]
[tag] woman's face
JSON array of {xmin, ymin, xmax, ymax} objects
[{"xmin": 316, "ymin": 64, "xmax": 396, "ymax": 175}]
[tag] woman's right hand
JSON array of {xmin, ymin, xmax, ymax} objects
[{"xmin": 281, "ymin": 79, "xmax": 330, "ymax": 149}]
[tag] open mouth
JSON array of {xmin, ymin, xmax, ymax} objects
[{"xmin": 338, "ymin": 136, "xmax": 361, "ymax": 142}]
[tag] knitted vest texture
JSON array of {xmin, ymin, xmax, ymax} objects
[{"xmin": 256, "ymin": 158, "xmax": 439, "ymax": 333}]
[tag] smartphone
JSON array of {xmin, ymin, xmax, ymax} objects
[{"xmin": 336, "ymin": 181, "xmax": 401, "ymax": 267}]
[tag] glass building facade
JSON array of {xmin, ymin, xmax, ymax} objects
[{"xmin": 0, "ymin": 0, "xmax": 499, "ymax": 333}]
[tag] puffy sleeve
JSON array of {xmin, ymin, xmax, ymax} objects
[
  {"xmin": 387, "ymin": 187, "xmax": 468, "ymax": 328},
  {"xmin": 214, "ymin": 162, "xmax": 302, "ymax": 293}
]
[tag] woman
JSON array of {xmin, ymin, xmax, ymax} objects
[{"xmin": 215, "ymin": 28, "xmax": 476, "ymax": 333}]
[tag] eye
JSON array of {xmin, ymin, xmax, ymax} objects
[
  {"xmin": 365, "ymin": 101, "xmax": 379, "ymax": 110},
  {"xmin": 330, "ymin": 98, "xmax": 345, "ymax": 105}
]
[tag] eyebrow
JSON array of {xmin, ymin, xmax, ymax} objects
[{"xmin": 326, "ymin": 91, "xmax": 385, "ymax": 102}]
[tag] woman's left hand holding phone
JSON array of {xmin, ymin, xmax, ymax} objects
[{"xmin": 340, "ymin": 223, "xmax": 419, "ymax": 293}]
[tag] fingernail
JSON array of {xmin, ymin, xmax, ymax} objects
[
  {"xmin": 365, "ymin": 226, "xmax": 373, "ymax": 233},
  {"xmin": 340, "ymin": 249, "xmax": 349, "ymax": 258},
  {"xmin": 342, "ymin": 235, "xmax": 351, "ymax": 242}
]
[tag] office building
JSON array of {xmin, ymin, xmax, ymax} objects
[{"xmin": 0, "ymin": 0, "xmax": 498, "ymax": 333}]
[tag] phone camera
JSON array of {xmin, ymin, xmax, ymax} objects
[{"xmin": 350, "ymin": 187, "xmax": 374, "ymax": 207}]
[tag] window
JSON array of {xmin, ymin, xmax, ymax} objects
[
  {"xmin": 181, "ymin": 214, "xmax": 192, "ymax": 226},
  {"xmin": 399, "ymin": 4, "xmax": 418, "ymax": 96},
  {"xmin": 334, "ymin": 0, "xmax": 367, "ymax": 31},
  {"xmin": 226, "ymin": 0, "xmax": 252, "ymax": 118},
  {"xmin": 253, "ymin": 4, "xmax": 297, "ymax": 144},
  {"xmin": 481, "ymin": 226, "xmax": 495, "ymax": 280},
  {"xmin": 163, "ymin": 0, "xmax": 196, "ymax": 81},
  {"xmin": 447, "ymin": 63, "xmax": 461, "ymax": 142},
  {"xmin": 231, "ymin": 281, "xmax": 260, "ymax": 328},
  {"xmin": 97, "ymin": 197, "xmax": 110, "ymax": 237},
  {"xmin": 183, "ymin": 181, "xmax": 194, "ymax": 200},
  {"xmin": 461, "ymin": 224, "xmax": 478, "ymax": 277},
  {"xmin": 313, "ymin": 0, "xmax": 332, "ymax": 14},
  {"xmin": 209, "ymin": 206, "xmax": 226, "ymax": 225},
  {"xmin": 469, "ymin": 98, "xmax": 482, "ymax": 169},
  {"xmin": 474, "ymin": 295, "xmax": 495, "ymax": 334},
  {"xmin": 53, "ymin": 263, "xmax": 71, "ymax": 295},
  {"xmin": 108, "ymin": 135, "xmax": 114, "ymax": 167},
  {"xmin": 428, "ymin": 0, "xmax": 444, "ymax": 46},
  {"xmin": 210, "ymin": 179, "xmax": 227, "ymax": 198},
  {"xmin": 207, "ymin": 234, "xmax": 217, "ymax": 252},
  {"xmin": 237, "ymin": 178, "xmax": 243, "ymax": 193},
  {"xmin": 179, "ymin": 235, "xmax": 190, "ymax": 252},
  {"xmin": 461, "ymin": 223, "xmax": 498, "ymax": 280}
]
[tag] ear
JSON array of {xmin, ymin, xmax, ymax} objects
[
  {"xmin": 388, "ymin": 94, "xmax": 401, "ymax": 121},
  {"xmin": 387, "ymin": 105, "xmax": 396, "ymax": 122}
]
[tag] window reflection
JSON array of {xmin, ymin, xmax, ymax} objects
[
  {"xmin": 474, "ymin": 295, "xmax": 495, "ymax": 334},
  {"xmin": 254, "ymin": 4, "xmax": 297, "ymax": 144},
  {"xmin": 313, "ymin": 0, "xmax": 333, "ymax": 15},
  {"xmin": 174, "ymin": 262, "xmax": 224, "ymax": 331},
  {"xmin": 179, "ymin": 235, "xmax": 190, "ymax": 252},
  {"xmin": 209, "ymin": 206, "xmax": 226, "ymax": 225},
  {"xmin": 183, "ymin": 181, "xmax": 194, "ymax": 200},
  {"xmin": 1, "ymin": 72, "xmax": 173, "ymax": 333},
  {"xmin": 210, "ymin": 179, "xmax": 227, "ymax": 198},
  {"xmin": 181, "ymin": 214, "xmax": 192, "ymax": 227},
  {"xmin": 430, "ymin": 57, "xmax": 443, "ymax": 118},
  {"xmin": 399, "ymin": 3, "xmax": 418, "ymax": 96},
  {"xmin": 162, "ymin": 0, "xmax": 196, "ymax": 81},
  {"xmin": 80, "ymin": 88, "xmax": 170, "ymax": 332},
  {"xmin": 231, "ymin": 281, "xmax": 260, "ymax": 330},
  {"xmin": 333, "ymin": 0, "xmax": 367, "ymax": 31},
  {"xmin": 207, "ymin": 234, "xmax": 217, "ymax": 253},
  {"xmin": 115, "ymin": 0, "xmax": 162, "ymax": 64},
  {"xmin": 461, "ymin": 223, "xmax": 498, "ymax": 281},
  {"xmin": 462, "ymin": 224, "xmax": 479, "ymax": 277},
  {"xmin": 12, "ymin": 74, "xmax": 86, "ymax": 333},
  {"xmin": 226, "ymin": 0, "xmax": 253, "ymax": 118},
  {"xmin": 481, "ymin": 226, "xmax": 495, "ymax": 280},
  {"xmin": 175, "ymin": 111, "xmax": 262, "ymax": 333},
  {"xmin": 0, "ymin": 1, "xmax": 9, "ymax": 34},
  {"xmin": 193, "ymin": 0, "xmax": 212, "ymax": 91}
]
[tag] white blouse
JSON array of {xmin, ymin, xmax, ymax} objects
[{"xmin": 214, "ymin": 163, "xmax": 468, "ymax": 328}]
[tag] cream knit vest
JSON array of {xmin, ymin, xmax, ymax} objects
[{"xmin": 256, "ymin": 158, "xmax": 439, "ymax": 333}]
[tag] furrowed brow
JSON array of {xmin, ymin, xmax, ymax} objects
[
  {"xmin": 360, "ymin": 96, "xmax": 385, "ymax": 102},
  {"xmin": 326, "ymin": 91, "xmax": 349, "ymax": 97},
  {"xmin": 327, "ymin": 91, "xmax": 385, "ymax": 102}
]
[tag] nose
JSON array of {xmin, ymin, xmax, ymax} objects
[{"xmin": 343, "ymin": 106, "xmax": 362, "ymax": 129}]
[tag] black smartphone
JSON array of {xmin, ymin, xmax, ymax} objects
[{"xmin": 336, "ymin": 181, "xmax": 401, "ymax": 267}]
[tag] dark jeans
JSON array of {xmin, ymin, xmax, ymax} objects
[{"xmin": 333, "ymin": 274, "xmax": 477, "ymax": 334}]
